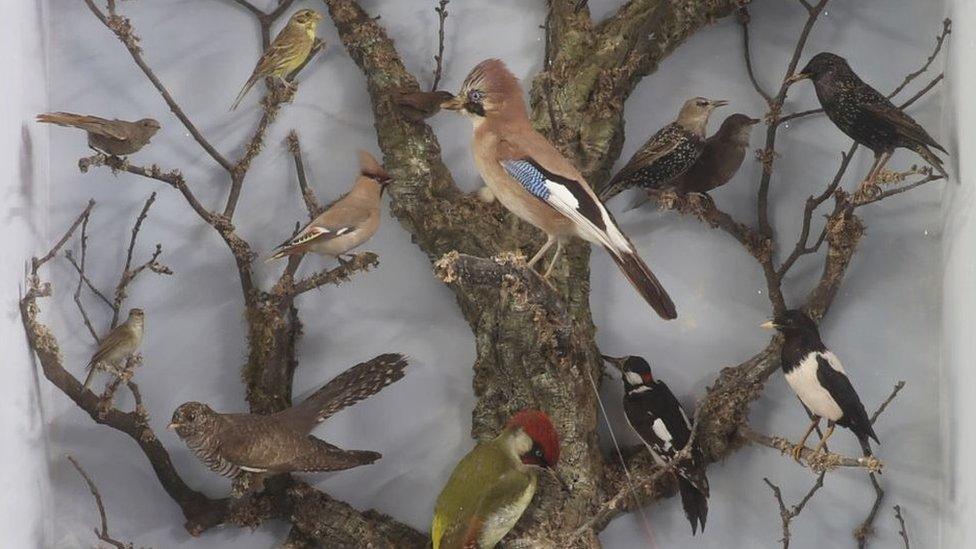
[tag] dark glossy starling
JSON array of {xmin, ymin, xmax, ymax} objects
[
  {"xmin": 603, "ymin": 355, "xmax": 709, "ymax": 534},
  {"xmin": 168, "ymin": 353, "xmax": 407, "ymax": 478},
  {"xmin": 761, "ymin": 311, "xmax": 878, "ymax": 461},
  {"xmin": 36, "ymin": 112, "xmax": 160, "ymax": 156},
  {"xmin": 601, "ymin": 97, "xmax": 728, "ymax": 200},
  {"xmin": 393, "ymin": 89, "xmax": 455, "ymax": 121},
  {"xmin": 671, "ymin": 113, "xmax": 759, "ymax": 194},
  {"xmin": 790, "ymin": 52, "xmax": 947, "ymax": 181}
]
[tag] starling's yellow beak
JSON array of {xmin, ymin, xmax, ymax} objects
[
  {"xmin": 760, "ymin": 320, "xmax": 778, "ymax": 330},
  {"xmin": 600, "ymin": 355, "xmax": 626, "ymax": 373},
  {"xmin": 166, "ymin": 422, "xmax": 178, "ymax": 430},
  {"xmin": 440, "ymin": 95, "xmax": 465, "ymax": 111},
  {"xmin": 785, "ymin": 72, "xmax": 811, "ymax": 85}
]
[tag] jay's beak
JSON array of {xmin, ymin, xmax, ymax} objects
[
  {"xmin": 785, "ymin": 72, "xmax": 811, "ymax": 85},
  {"xmin": 600, "ymin": 354, "xmax": 627, "ymax": 373},
  {"xmin": 440, "ymin": 95, "xmax": 465, "ymax": 111}
]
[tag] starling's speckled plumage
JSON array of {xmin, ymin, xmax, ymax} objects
[
  {"xmin": 670, "ymin": 113, "xmax": 759, "ymax": 195},
  {"xmin": 37, "ymin": 113, "xmax": 160, "ymax": 156},
  {"xmin": 792, "ymin": 52, "xmax": 947, "ymax": 179},
  {"xmin": 603, "ymin": 355, "xmax": 709, "ymax": 534},
  {"xmin": 762, "ymin": 311, "xmax": 878, "ymax": 461},
  {"xmin": 168, "ymin": 354, "xmax": 407, "ymax": 478},
  {"xmin": 601, "ymin": 97, "xmax": 727, "ymax": 200}
]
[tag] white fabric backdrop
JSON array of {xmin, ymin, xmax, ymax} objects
[{"xmin": 22, "ymin": 0, "xmax": 951, "ymax": 547}]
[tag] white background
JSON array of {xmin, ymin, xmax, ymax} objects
[{"xmin": 5, "ymin": 0, "xmax": 960, "ymax": 547}]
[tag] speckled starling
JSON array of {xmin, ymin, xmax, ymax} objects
[
  {"xmin": 601, "ymin": 97, "xmax": 728, "ymax": 200},
  {"xmin": 602, "ymin": 355, "xmax": 710, "ymax": 534},
  {"xmin": 789, "ymin": 52, "xmax": 947, "ymax": 181},
  {"xmin": 394, "ymin": 90, "xmax": 455, "ymax": 121},
  {"xmin": 37, "ymin": 113, "xmax": 160, "ymax": 156},
  {"xmin": 670, "ymin": 113, "xmax": 759, "ymax": 195},
  {"xmin": 168, "ymin": 353, "xmax": 407, "ymax": 478},
  {"xmin": 84, "ymin": 308, "xmax": 144, "ymax": 388}
]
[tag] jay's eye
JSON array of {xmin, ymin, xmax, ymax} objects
[{"xmin": 468, "ymin": 90, "xmax": 486, "ymax": 103}]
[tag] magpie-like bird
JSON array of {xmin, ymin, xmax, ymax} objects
[
  {"xmin": 762, "ymin": 310, "xmax": 879, "ymax": 460},
  {"xmin": 603, "ymin": 355, "xmax": 709, "ymax": 534}
]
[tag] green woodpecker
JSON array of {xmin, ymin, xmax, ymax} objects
[{"xmin": 431, "ymin": 409, "xmax": 560, "ymax": 549}]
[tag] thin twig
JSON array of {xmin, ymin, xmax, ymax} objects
[
  {"xmin": 894, "ymin": 505, "xmax": 910, "ymax": 548},
  {"xmin": 738, "ymin": 7, "xmax": 773, "ymax": 105},
  {"xmin": 870, "ymin": 381, "xmax": 906, "ymax": 425},
  {"xmin": 741, "ymin": 427, "xmax": 882, "ymax": 472},
  {"xmin": 69, "ymin": 214, "xmax": 101, "ymax": 343},
  {"xmin": 286, "ymin": 131, "xmax": 322, "ymax": 218},
  {"xmin": 67, "ymin": 455, "xmax": 133, "ymax": 549},
  {"xmin": 430, "ymin": 0, "xmax": 449, "ymax": 91},
  {"xmin": 32, "ymin": 200, "xmax": 95, "ymax": 273},
  {"xmin": 289, "ymin": 253, "xmax": 379, "ymax": 295},
  {"xmin": 111, "ymin": 193, "xmax": 161, "ymax": 328},
  {"xmin": 889, "ymin": 18, "xmax": 951, "ymax": 98}
]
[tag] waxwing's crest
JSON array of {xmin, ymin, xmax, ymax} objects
[
  {"xmin": 357, "ymin": 150, "xmax": 391, "ymax": 184},
  {"xmin": 507, "ymin": 409, "xmax": 560, "ymax": 467}
]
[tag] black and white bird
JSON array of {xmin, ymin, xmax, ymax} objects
[
  {"xmin": 762, "ymin": 310, "xmax": 879, "ymax": 461},
  {"xmin": 603, "ymin": 355, "xmax": 709, "ymax": 534}
]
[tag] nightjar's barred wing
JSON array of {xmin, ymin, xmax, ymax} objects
[{"xmin": 280, "ymin": 353, "xmax": 408, "ymax": 432}]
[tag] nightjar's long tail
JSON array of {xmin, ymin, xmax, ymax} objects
[{"xmin": 280, "ymin": 353, "xmax": 408, "ymax": 432}]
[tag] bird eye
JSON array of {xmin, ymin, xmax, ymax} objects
[
  {"xmin": 468, "ymin": 89, "xmax": 486, "ymax": 103},
  {"xmin": 697, "ymin": 100, "xmax": 708, "ymax": 107}
]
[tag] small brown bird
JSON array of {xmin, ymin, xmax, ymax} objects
[
  {"xmin": 670, "ymin": 113, "xmax": 759, "ymax": 195},
  {"xmin": 231, "ymin": 9, "xmax": 324, "ymax": 110},
  {"xmin": 36, "ymin": 113, "xmax": 160, "ymax": 156},
  {"xmin": 168, "ymin": 353, "xmax": 408, "ymax": 478},
  {"xmin": 601, "ymin": 97, "xmax": 728, "ymax": 200},
  {"xmin": 788, "ymin": 52, "xmax": 947, "ymax": 181},
  {"xmin": 268, "ymin": 151, "xmax": 391, "ymax": 262},
  {"xmin": 84, "ymin": 308, "xmax": 145, "ymax": 388},
  {"xmin": 393, "ymin": 90, "xmax": 455, "ymax": 121}
]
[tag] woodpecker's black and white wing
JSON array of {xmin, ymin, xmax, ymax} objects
[
  {"xmin": 498, "ymin": 156, "xmax": 677, "ymax": 319},
  {"xmin": 814, "ymin": 353, "xmax": 879, "ymax": 446}
]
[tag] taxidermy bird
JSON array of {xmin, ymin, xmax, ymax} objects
[
  {"xmin": 762, "ymin": 310, "xmax": 879, "ymax": 460},
  {"xmin": 394, "ymin": 90, "xmax": 455, "ymax": 121},
  {"xmin": 441, "ymin": 59, "xmax": 677, "ymax": 320},
  {"xmin": 788, "ymin": 52, "xmax": 947, "ymax": 181},
  {"xmin": 36, "ymin": 113, "xmax": 160, "ymax": 156},
  {"xmin": 431, "ymin": 409, "xmax": 560, "ymax": 549},
  {"xmin": 601, "ymin": 97, "xmax": 728, "ymax": 201},
  {"xmin": 603, "ymin": 355, "xmax": 709, "ymax": 534},
  {"xmin": 670, "ymin": 113, "xmax": 759, "ymax": 195},
  {"xmin": 230, "ymin": 9, "xmax": 323, "ymax": 110},
  {"xmin": 83, "ymin": 308, "xmax": 144, "ymax": 389},
  {"xmin": 268, "ymin": 151, "xmax": 391, "ymax": 262},
  {"xmin": 168, "ymin": 353, "xmax": 407, "ymax": 478}
]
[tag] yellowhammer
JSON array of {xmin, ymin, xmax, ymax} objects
[{"xmin": 231, "ymin": 9, "xmax": 323, "ymax": 110}]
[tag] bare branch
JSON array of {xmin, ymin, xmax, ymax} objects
[
  {"xmin": 738, "ymin": 7, "xmax": 773, "ymax": 104},
  {"xmin": 32, "ymin": 200, "xmax": 94, "ymax": 274},
  {"xmin": 741, "ymin": 427, "xmax": 882, "ymax": 472},
  {"xmin": 889, "ymin": 18, "xmax": 951, "ymax": 98},
  {"xmin": 763, "ymin": 473, "xmax": 825, "ymax": 548},
  {"xmin": 895, "ymin": 505, "xmax": 911, "ymax": 548},
  {"xmin": 68, "ymin": 214, "xmax": 101, "ymax": 343},
  {"xmin": 111, "ymin": 193, "xmax": 161, "ymax": 328},
  {"xmin": 67, "ymin": 455, "xmax": 134, "ymax": 549},
  {"xmin": 430, "ymin": 0, "xmax": 449, "ymax": 91},
  {"xmin": 286, "ymin": 131, "xmax": 323, "ymax": 218},
  {"xmin": 289, "ymin": 252, "xmax": 380, "ymax": 295}
]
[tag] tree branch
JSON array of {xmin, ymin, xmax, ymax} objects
[
  {"xmin": 286, "ymin": 131, "xmax": 323, "ymax": 218},
  {"xmin": 67, "ymin": 455, "xmax": 134, "ymax": 549}
]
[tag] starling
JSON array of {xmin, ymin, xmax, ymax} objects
[
  {"xmin": 231, "ymin": 9, "xmax": 324, "ymax": 110},
  {"xmin": 603, "ymin": 355, "xmax": 709, "ymax": 534},
  {"xmin": 168, "ymin": 353, "xmax": 407, "ymax": 478},
  {"xmin": 762, "ymin": 310, "xmax": 879, "ymax": 460},
  {"xmin": 84, "ymin": 308, "xmax": 144, "ymax": 388},
  {"xmin": 393, "ymin": 90, "xmax": 455, "ymax": 121},
  {"xmin": 670, "ymin": 113, "xmax": 759, "ymax": 195},
  {"xmin": 601, "ymin": 97, "xmax": 728, "ymax": 201},
  {"xmin": 789, "ymin": 52, "xmax": 947, "ymax": 181},
  {"xmin": 268, "ymin": 150, "xmax": 391, "ymax": 262},
  {"xmin": 36, "ymin": 113, "xmax": 160, "ymax": 156}
]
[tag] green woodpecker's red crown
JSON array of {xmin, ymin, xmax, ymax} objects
[{"xmin": 507, "ymin": 409, "xmax": 560, "ymax": 468}]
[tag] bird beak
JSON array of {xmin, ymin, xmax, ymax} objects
[
  {"xmin": 785, "ymin": 72, "xmax": 810, "ymax": 85},
  {"xmin": 440, "ymin": 95, "xmax": 465, "ymax": 111},
  {"xmin": 747, "ymin": 117, "xmax": 761, "ymax": 125},
  {"xmin": 760, "ymin": 320, "xmax": 778, "ymax": 330},
  {"xmin": 166, "ymin": 422, "xmax": 178, "ymax": 430},
  {"xmin": 600, "ymin": 355, "xmax": 626, "ymax": 373},
  {"xmin": 710, "ymin": 99, "xmax": 729, "ymax": 109}
]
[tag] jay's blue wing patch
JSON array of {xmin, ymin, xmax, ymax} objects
[{"xmin": 501, "ymin": 159, "xmax": 605, "ymax": 231}]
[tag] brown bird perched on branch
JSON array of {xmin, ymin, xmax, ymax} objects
[
  {"xmin": 787, "ymin": 52, "xmax": 947, "ymax": 182},
  {"xmin": 393, "ymin": 90, "xmax": 455, "ymax": 121},
  {"xmin": 36, "ymin": 113, "xmax": 160, "ymax": 156},
  {"xmin": 231, "ymin": 9, "xmax": 323, "ymax": 110},
  {"xmin": 600, "ymin": 97, "xmax": 728, "ymax": 201},
  {"xmin": 268, "ymin": 151, "xmax": 391, "ymax": 262},
  {"xmin": 168, "ymin": 353, "xmax": 408, "ymax": 478},
  {"xmin": 84, "ymin": 308, "xmax": 144, "ymax": 388}
]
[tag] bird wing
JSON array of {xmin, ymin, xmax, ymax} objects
[
  {"xmin": 604, "ymin": 123, "xmax": 685, "ymax": 196},
  {"xmin": 814, "ymin": 353, "xmax": 878, "ymax": 443},
  {"xmin": 279, "ymin": 436, "xmax": 380, "ymax": 473},
  {"xmin": 89, "ymin": 324, "xmax": 133, "ymax": 365},
  {"xmin": 37, "ymin": 113, "xmax": 129, "ymax": 140},
  {"xmin": 254, "ymin": 24, "xmax": 313, "ymax": 78},
  {"xmin": 277, "ymin": 354, "xmax": 407, "ymax": 432},
  {"xmin": 863, "ymin": 102, "xmax": 946, "ymax": 153},
  {"xmin": 269, "ymin": 200, "xmax": 372, "ymax": 258}
]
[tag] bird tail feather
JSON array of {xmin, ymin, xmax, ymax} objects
[
  {"xmin": 916, "ymin": 145, "xmax": 948, "ymax": 178},
  {"xmin": 678, "ymin": 476, "xmax": 709, "ymax": 535},
  {"xmin": 230, "ymin": 76, "xmax": 259, "ymax": 111},
  {"xmin": 280, "ymin": 354, "xmax": 408, "ymax": 432},
  {"xmin": 36, "ymin": 112, "xmax": 88, "ymax": 128},
  {"xmin": 605, "ymin": 246, "xmax": 677, "ymax": 320}
]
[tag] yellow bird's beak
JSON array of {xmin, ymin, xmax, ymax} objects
[
  {"xmin": 440, "ymin": 95, "xmax": 465, "ymax": 111},
  {"xmin": 760, "ymin": 320, "xmax": 777, "ymax": 330},
  {"xmin": 785, "ymin": 72, "xmax": 811, "ymax": 85}
]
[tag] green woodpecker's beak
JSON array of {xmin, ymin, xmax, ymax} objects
[
  {"xmin": 760, "ymin": 320, "xmax": 778, "ymax": 330},
  {"xmin": 600, "ymin": 355, "xmax": 627, "ymax": 373}
]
